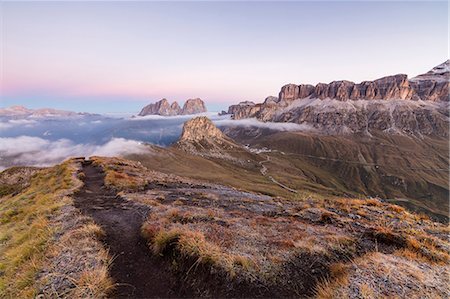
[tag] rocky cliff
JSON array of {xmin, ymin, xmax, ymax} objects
[
  {"xmin": 227, "ymin": 61, "xmax": 449, "ymax": 136},
  {"xmin": 176, "ymin": 116, "xmax": 239, "ymax": 158},
  {"xmin": 181, "ymin": 98, "xmax": 207, "ymax": 115},
  {"xmin": 179, "ymin": 116, "xmax": 224, "ymax": 142},
  {"xmin": 138, "ymin": 98, "xmax": 207, "ymax": 116}
]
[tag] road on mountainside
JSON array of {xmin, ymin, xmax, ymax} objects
[
  {"xmin": 74, "ymin": 161, "xmax": 184, "ymax": 298},
  {"xmin": 258, "ymin": 155, "xmax": 298, "ymax": 193}
]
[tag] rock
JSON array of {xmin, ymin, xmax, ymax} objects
[
  {"xmin": 226, "ymin": 61, "xmax": 450, "ymax": 136},
  {"xmin": 138, "ymin": 98, "xmax": 207, "ymax": 116},
  {"xmin": 227, "ymin": 101, "xmax": 261, "ymax": 120},
  {"xmin": 171, "ymin": 102, "xmax": 182, "ymax": 115},
  {"xmin": 181, "ymin": 98, "xmax": 207, "ymax": 115},
  {"xmin": 176, "ymin": 117, "xmax": 240, "ymax": 159},
  {"xmin": 138, "ymin": 98, "xmax": 179, "ymax": 116},
  {"xmin": 409, "ymin": 60, "xmax": 449, "ymax": 102},
  {"xmin": 298, "ymin": 208, "xmax": 337, "ymax": 223},
  {"xmin": 179, "ymin": 116, "xmax": 224, "ymax": 142},
  {"xmin": 279, "ymin": 84, "xmax": 300, "ymax": 102}
]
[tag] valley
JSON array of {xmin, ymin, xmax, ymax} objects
[{"xmin": 1, "ymin": 60, "xmax": 448, "ymax": 298}]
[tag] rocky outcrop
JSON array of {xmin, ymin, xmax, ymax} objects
[
  {"xmin": 179, "ymin": 116, "xmax": 224, "ymax": 143},
  {"xmin": 176, "ymin": 117, "xmax": 239, "ymax": 158},
  {"xmin": 227, "ymin": 101, "xmax": 262, "ymax": 120},
  {"xmin": 409, "ymin": 60, "xmax": 450, "ymax": 102},
  {"xmin": 139, "ymin": 98, "xmax": 207, "ymax": 116},
  {"xmin": 139, "ymin": 99, "xmax": 176, "ymax": 116},
  {"xmin": 170, "ymin": 102, "xmax": 182, "ymax": 115},
  {"xmin": 181, "ymin": 98, "xmax": 207, "ymax": 115},
  {"xmin": 227, "ymin": 61, "xmax": 449, "ymax": 136}
]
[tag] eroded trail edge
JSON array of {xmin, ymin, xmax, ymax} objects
[{"xmin": 74, "ymin": 160, "xmax": 177, "ymax": 298}]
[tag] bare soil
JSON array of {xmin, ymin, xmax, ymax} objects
[{"xmin": 74, "ymin": 161, "xmax": 189, "ymax": 298}]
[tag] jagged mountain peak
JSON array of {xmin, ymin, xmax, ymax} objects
[
  {"xmin": 139, "ymin": 98, "xmax": 207, "ymax": 116},
  {"xmin": 176, "ymin": 117, "xmax": 240, "ymax": 159},
  {"xmin": 179, "ymin": 116, "xmax": 225, "ymax": 143},
  {"xmin": 226, "ymin": 61, "xmax": 449, "ymax": 136},
  {"xmin": 429, "ymin": 60, "xmax": 450, "ymax": 74},
  {"xmin": 410, "ymin": 60, "xmax": 450, "ymax": 83}
]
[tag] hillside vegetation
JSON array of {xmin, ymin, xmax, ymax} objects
[
  {"xmin": 0, "ymin": 159, "xmax": 112, "ymax": 298},
  {"xmin": 94, "ymin": 156, "xmax": 449, "ymax": 298}
]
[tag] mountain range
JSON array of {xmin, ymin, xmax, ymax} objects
[
  {"xmin": 0, "ymin": 105, "xmax": 95, "ymax": 118},
  {"xmin": 138, "ymin": 98, "xmax": 207, "ymax": 116},
  {"xmin": 1, "ymin": 61, "xmax": 448, "ymax": 298},
  {"xmin": 226, "ymin": 61, "xmax": 449, "ymax": 136}
]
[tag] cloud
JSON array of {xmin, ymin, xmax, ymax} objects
[
  {"xmin": 0, "ymin": 122, "xmax": 13, "ymax": 130},
  {"xmin": 128, "ymin": 112, "xmax": 218, "ymax": 121},
  {"xmin": 0, "ymin": 119, "xmax": 37, "ymax": 130},
  {"xmin": 0, "ymin": 136, "xmax": 149, "ymax": 170},
  {"xmin": 213, "ymin": 118, "xmax": 315, "ymax": 132}
]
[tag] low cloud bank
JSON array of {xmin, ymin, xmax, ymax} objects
[
  {"xmin": 129, "ymin": 112, "xmax": 218, "ymax": 121},
  {"xmin": 213, "ymin": 118, "xmax": 315, "ymax": 132},
  {"xmin": 0, "ymin": 119, "xmax": 38, "ymax": 130},
  {"xmin": 0, "ymin": 136, "xmax": 149, "ymax": 170}
]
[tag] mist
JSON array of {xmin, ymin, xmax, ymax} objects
[{"xmin": 0, "ymin": 113, "xmax": 312, "ymax": 169}]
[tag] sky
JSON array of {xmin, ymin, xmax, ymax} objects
[{"xmin": 0, "ymin": 1, "xmax": 448, "ymax": 113}]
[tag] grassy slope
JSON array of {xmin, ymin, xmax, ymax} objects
[
  {"xmin": 126, "ymin": 146, "xmax": 303, "ymax": 200},
  {"xmin": 0, "ymin": 160, "xmax": 112, "ymax": 298},
  {"xmin": 0, "ymin": 163, "xmax": 75, "ymax": 297},
  {"xmin": 126, "ymin": 130, "xmax": 448, "ymax": 221},
  {"xmin": 92, "ymin": 156, "xmax": 449, "ymax": 298},
  {"xmin": 229, "ymin": 130, "xmax": 449, "ymax": 221}
]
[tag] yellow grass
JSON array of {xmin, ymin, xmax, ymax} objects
[{"xmin": 0, "ymin": 162, "xmax": 75, "ymax": 297}]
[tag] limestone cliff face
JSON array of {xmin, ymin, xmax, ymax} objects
[
  {"xmin": 170, "ymin": 102, "xmax": 182, "ymax": 115},
  {"xmin": 176, "ymin": 117, "xmax": 239, "ymax": 158},
  {"xmin": 181, "ymin": 98, "xmax": 207, "ymax": 115},
  {"xmin": 179, "ymin": 116, "xmax": 224, "ymax": 142},
  {"xmin": 138, "ymin": 98, "xmax": 177, "ymax": 116},
  {"xmin": 409, "ymin": 60, "xmax": 449, "ymax": 102},
  {"xmin": 227, "ymin": 61, "xmax": 449, "ymax": 136},
  {"xmin": 139, "ymin": 98, "xmax": 207, "ymax": 116}
]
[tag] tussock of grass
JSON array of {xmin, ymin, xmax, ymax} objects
[
  {"xmin": 70, "ymin": 266, "xmax": 113, "ymax": 298},
  {"xmin": 91, "ymin": 156, "xmax": 148, "ymax": 190},
  {"xmin": 144, "ymin": 226, "xmax": 229, "ymax": 271}
]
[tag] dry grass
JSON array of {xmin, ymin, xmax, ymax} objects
[
  {"xmin": 0, "ymin": 162, "xmax": 77, "ymax": 297},
  {"xmin": 104, "ymin": 170, "xmax": 146, "ymax": 190},
  {"xmin": 144, "ymin": 225, "xmax": 226, "ymax": 267},
  {"xmin": 71, "ymin": 267, "xmax": 113, "ymax": 298},
  {"xmin": 0, "ymin": 159, "xmax": 113, "ymax": 298},
  {"xmin": 388, "ymin": 204, "xmax": 406, "ymax": 213},
  {"xmin": 315, "ymin": 263, "xmax": 349, "ymax": 299},
  {"xmin": 327, "ymin": 251, "xmax": 448, "ymax": 298},
  {"xmin": 91, "ymin": 156, "xmax": 149, "ymax": 190},
  {"xmin": 91, "ymin": 156, "xmax": 450, "ymax": 297}
]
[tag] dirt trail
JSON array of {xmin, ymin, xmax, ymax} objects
[{"xmin": 74, "ymin": 161, "xmax": 182, "ymax": 298}]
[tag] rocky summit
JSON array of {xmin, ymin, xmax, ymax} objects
[
  {"xmin": 181, "ymin": 98, "xmax": 207, "ymax": 115},
  {"xmin": 176, "ymin": 116, "xmax": 239, "ymax": 159},
  {"xmin": 179, "ymin": 116, "xmax": 224, "ymax": 142},
  {"xmin": 227, "ymin": 61, "xmax": 449, "ymax": 136},
  {"xmin": 138, "ymin": 98, "xmax": 207, "ymax": 116}
]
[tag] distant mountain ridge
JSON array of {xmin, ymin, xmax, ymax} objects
[
  {"xmin": 227, "ymin": 61, "xmax": 449, "ymax": 136},
  {"xmin": 0, "ymin": 105, "xmax": 94, "ymax": 118},
  {"xmin": 138, "ymin": 98, "xmax": 207, "ymax": 116}
]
